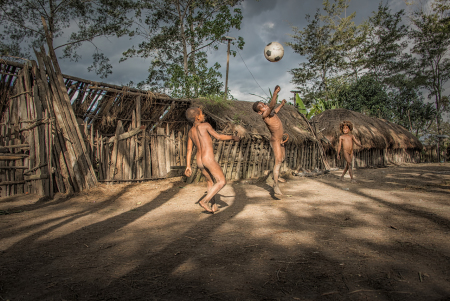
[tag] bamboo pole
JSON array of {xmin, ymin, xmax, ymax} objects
[
  {"xmin": 109, "ymin": 122, "xmax": 121, "ymax": 180},
  {"xmin": 165, "ymin": 125, "xmax": 171, "ymax": 174},
  {"xmin": 227, "ymin": 140, "xmax": 239, "ymax": 180},
  {"xmin": 235, "ymin": 139, "xmax": 245, "ymax": 180},
  {"xmin": 40, "ymin": 49, "xmax": 97, "ymax": 188}
]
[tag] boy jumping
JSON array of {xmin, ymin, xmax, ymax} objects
[{"xmin": 252, "ymin": 85, "xmax": 287, "ymax": 195}]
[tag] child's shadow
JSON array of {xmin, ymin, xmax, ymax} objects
[
  {"xmin": 195, "ymin": 193, "xmax": 229, "ymax": 212},
  {"xmin": 254, "ymin": 182, "xmax": 281, "ymax": 200}
]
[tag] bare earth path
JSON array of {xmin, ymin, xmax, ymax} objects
[{"xmin": 1, "ymin": 163, "xmax": 449, "ymax": 301}]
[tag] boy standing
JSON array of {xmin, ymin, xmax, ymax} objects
[
  {"xmin": 252, "ymin": 85, "xmax": 287, "ymax": 195},
  {"xmin": 185, "ymin": 107, "xmax": 240, "ymax": 213},
  {"xmin": 336, "ymin": 120, "xmax": 362, "ymax": 183}
]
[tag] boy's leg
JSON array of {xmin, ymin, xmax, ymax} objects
[
  {"xmin": 278, "ymin": 144, "xmax": 287, "ymax": 183},
  {"xmin": 346, "ymin": 153, "xmax": 356, "ymax": 182},
  {"xmin": 342, "ymin": 151, "xmax": 352, "ymax": 180},
  {"xmin": 199, "ymin": 164, "xmax": 214, "ymax": 193},
  {"xmin": 202, "ymin": 166, "xmax": 219, "ymax": 207},
  {"xmin": 271, "ymin": 141, "xmax": 284, "ymax": 195},
  {"xmin": 202, "ymin": 158, "xmax": 227, "ymax": 213}
]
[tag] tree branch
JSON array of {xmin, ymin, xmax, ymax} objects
[
  {"xmin": 0, "ymin": 7, "xmax": 42, "ymax": 35},
  {"xmin": 186, "ymin": 39, "xmax": 219, "ymax": 56},
  {"xmin": 54, "ymin": 33, "xmax": 109, "ymax": 50}
]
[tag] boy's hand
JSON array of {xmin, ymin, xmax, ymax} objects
[
  {"xmin": 185, "ymin": 167, "xmax": 192, "ymax": 177},
  {"xmin": 337, "ymin": 154, "xmax": 340, "ymax": 160},
  {"xmin": 274, "ymin": 85, "xmax": 281, "ymax": 94},
  {"xmin": 232, "ymin": 135, "xmax": 240, "ymax": 142},
  {"xmin": 281, "ymin": 99, "xmax": 287, "ymax": 105}
]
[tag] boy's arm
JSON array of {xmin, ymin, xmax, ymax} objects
[
  {"xmin": 206, "ymin": 124, "xmax": 240, "ymax": 142},
  {"xmin": 261, "ymin": 85, "xmax": 280, "ymax": 119},
  {"xmin": 273, "ymin": 99, "xmax": 287, "ymax": 114},
  {"xmin": 185, "ymin": 136, "xmax": 193, "ymax": 177},
  {"xmin": 352, "ymin": 135, "xmax": 362, "ymax": 148},
  {"xmin": 337, "ymin": 136, "xmax": 342, "ymax": 160}
]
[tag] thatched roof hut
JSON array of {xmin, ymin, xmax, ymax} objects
[
  {"xmin": 192, "ymin": 99, "xmax": 315, "ymax": 143},
  {"xmin": 311, "ymin": 109, "xmax": 422, "ymax": 151}
]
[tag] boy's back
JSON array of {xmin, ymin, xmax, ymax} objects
[{"xmin": 196, "ymin": 122, "xmax": 216, "ymax": 160}]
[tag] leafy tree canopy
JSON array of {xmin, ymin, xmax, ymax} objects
[
  {"xmin": 409, "ymin": 0, "xmax": 450, "ymax": 134},
  {"xmin": 0, "ymin": 0, "xmax": 134, "ymax": 78},
  {"xmin": 286, "ymin": 0, "xmax": 365, "ymax": 103},
  {"xmin": 122, "ymin": 0, "xmax": 244, "ymax": 97},
  {"xmin": 337, "ymin": 74, "xmax": 392, "ymax": 119}
]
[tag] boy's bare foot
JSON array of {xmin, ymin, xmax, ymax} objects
[
  {"xmin": 274, "ymin": 185, "xmax": 283, "ymax": 195},
  {"xmin": 212, "ymin": 203, "xmax": 219, "ymax": 213},
  {"xmin": 199, "ymin": 200, "xmax": 213, "ymax": 212},
  {"xmin": 278, "ymin": 177, "xmax": 286, "ymax": 183},
  {"xmin": 340, "ymin": 176, "xmax": 344, "ymax": 181}
]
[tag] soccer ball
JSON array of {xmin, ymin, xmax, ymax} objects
[{"xmin": 264, "ymin": 42, "xmax": 284, "ymax": 62}]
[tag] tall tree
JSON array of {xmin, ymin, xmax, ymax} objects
[
  {"xmin": 0, "ymin": 0, "xmax": 133, "ymax": 78},
  {"xmin": 122, "ymin": 0, "xmax": 244, "ymax": 97},
  {"xmin": 286, "ymin": 0, "xmax": 364, "ymax": 104},
  {"xmin": 364, "ymin": 3, "xmax": 412, "ymax": 86},
  {"xmin": 409, "ymin": 0, "xmax": 450, "ymax": 137}
]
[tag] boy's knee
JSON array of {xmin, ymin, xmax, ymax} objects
[{"xmin": 217, "ymin": 178, "xmax": 226, "ymax": 188}]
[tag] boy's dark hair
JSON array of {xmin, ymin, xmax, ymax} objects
[
  {"xmin": 340, "ymin": 120, "xmax": 354, "ymax": 133},
  {"xmin": 186, "ymin": 107, "xmax": 201, "ymax": 123},
  {"xmin": 252, "ymin": 101, "xmax": 262, "ymax": 113}
]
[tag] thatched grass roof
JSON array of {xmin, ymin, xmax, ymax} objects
[
  {"xmin": 311, "ymin": 109, "xmax": 423, "ymax": 150},
  {"xmin": 191, "ymin": 99, "xmax": 315, "ymax": 144}
]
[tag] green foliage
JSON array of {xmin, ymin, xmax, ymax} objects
[
  {"xmin": 364, "ymin": 4, "xmax": 412, "ymax": 86},
  {"xmin": 232, "ymin": 113, "xmax": 242, "ymax": 125},
  {"xmin": 197, "ymin": 94, "xmax": 232, "ymax": 115},
  {"xmin": 389, "ymin": 77, "xmax": 436, "ymax": 137},
  {"xmin": 337, "ymin": 74, "xmax": 392, "ymax": 119},
  {"xmin": 286, "ymin": 0, "xmax": 365, "ymax": 102},
  {"xmin": 295, "ymin": 94, "xmax": 308, "ymax": 116},
  {"xmin": 409, "ymin": 0, "xmax": 450, "ymax": 134},
  {"xmin": 0, "ymin": 0, "xmax": 134, "ymax": 78},
  {"xmin": 295, "ymin": 94, "xmax": 338, "ymax": 119},
  {"xmin": 166, "ymin": 57, "xmax": 223, "ymax": 98},
  {"xmin": 122, "ymin": 0, "xmax": 244, "ymax": 96}
]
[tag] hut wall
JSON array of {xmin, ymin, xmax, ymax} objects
[
  {"xmin": 184, "ymin": 139, "xmax": 322, "ymax": 183},
  {"xmin": 1, "ymin": 54, "xmax": 100, "ymax": 198},
  {"xmin": 325, "ymin": 147, "xmax": 421, "ymax": 169},
  {"xmin": 1, "ymin": 66, "xmax": 54, "ymax": 197},
  {"xmin": 421, "ymin": 147, "xmax": 440, "ymax": 163}
]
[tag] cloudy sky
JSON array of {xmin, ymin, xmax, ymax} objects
[{"xmin": 57, "ymin": 0, "xmax": 409, "ymax": 103}]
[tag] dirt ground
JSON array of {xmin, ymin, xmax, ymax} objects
[{"xmin": 1, "ymin": 163, "xmax": 450, "ymax": 301}]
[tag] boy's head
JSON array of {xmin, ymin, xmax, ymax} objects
[
  {"xmin": 252, "ymin": 101, "xmax": 267, "ymax": 115},
  {"xmin": 340, "ymin": 120, "xmax": 353, "ymax": 134},
  {"xmin": 186, "ymin": 107, "xmax": 204, "ymax": 124}
]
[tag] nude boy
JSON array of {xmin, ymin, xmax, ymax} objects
[
  {"xmin": 252, "ymin": 85, "xmax": 287, "ymax": 195},
  {"xmin": 185, "ymin": 107, "xmax": 239, "ymax": 213},
  {"xmin": 336, "ymin": 120, "xmax": 362, "ymax": 183}
]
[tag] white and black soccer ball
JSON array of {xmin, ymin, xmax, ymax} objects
[{"xmin": 264, "ymin": 42, "xmax": 284, "ymax": 62}]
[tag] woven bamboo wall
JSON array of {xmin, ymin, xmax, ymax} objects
[{"xmin": 327, "ymin": 148, "xmax": 421, "ymax": 169}]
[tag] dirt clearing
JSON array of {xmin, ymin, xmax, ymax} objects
[{"xmin": 1, "ymin": 163, "xmax": 449, "ymax": 301}]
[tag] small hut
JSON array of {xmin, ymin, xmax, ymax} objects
[{"xmin": 311, "ymin": 109, "xmax": 423, "ymax": 168}]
